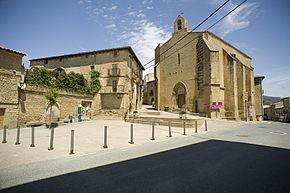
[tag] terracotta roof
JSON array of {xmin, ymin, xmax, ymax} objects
[
  {"xmin": 30, "ymin": 46, "xmax": 144, "ymax": 70},
  {"xmin": 0, "ymin": 45, "xmax": 26, "ymax": 56}
]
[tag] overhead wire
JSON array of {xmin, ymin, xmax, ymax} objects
[
  {"xmin": 142, "ymin": 0, "xmax": 230, "ymax": 67},
  {"xmin": 144, "ymin": 0, "xmax": 247, "ymax": 70}
]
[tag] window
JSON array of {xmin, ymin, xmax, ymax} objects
[
  {"xmin": 44, "ymin": 60, "xmax": 48, "ymax": 64},
  {"xmin": 177, "ymin": 20, "xmax": 182, "ymax": 30},
  {"xmin": 91, "ymin": 65, "xmax": 95, "ymax": 71},
  {"xmin": 149, "ymin": 90, "xmax": 153, "ymax": 96},
  {"xmin": 112, "ymin": 80, "xmax": 117, "ymax": 92},
  {"xmin": 112, "ymin": 64, "xmax": 118, "ymax": 75},
  {"xmin": 178, "ymin": 53, "xmax": 180, "ymax": 65}
]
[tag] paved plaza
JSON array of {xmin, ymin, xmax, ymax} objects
[
  {"xmin": 0, "ymin": 119, "xmax": 289, "ymax": 192},
  {"xmin": 0, "ymin": 118, "xmax": 244, "ymax": 169}
]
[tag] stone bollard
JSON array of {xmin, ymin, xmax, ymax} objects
[
  {"xmin": 205, "ymin": 120, "xmax": 208, "ymax": 131},
  {"xmin": 48, "ymin": 127, "xmax": 54, "ymax": 150},
  {"xmin": 15, "ymin": 126, "xmax": 21, "ymax": 145},
  {"xmin": 103, "ymin": 126, "xmax": 108, "ymax": 148},
  {"xmin": 69, "ymin": 130, "xmax": 75, "ymax": 155},
  {"xmin": 2, "ymin": 125, "xmax": 7, "ymax": 143},
  {"xmin": 151, "ymin": 122, "xmax": 155, "ymax": 140},
  {"xmin": 30, "ymin": 126, "xmax": 35, "ymax": 147},
  {"xmin": 183, "ymin": 121, "xmax": 186, "ymax": 135},
  {"xmin": 168, "ymin": 121, "xmax": 172, "ymax": 137},
  {"xmin": 195, "ymin": 120, "xmax": 197, "ymax": 133},
  {"xmin": 129, "ymin": 124, "xmax": 134, "ymax": 144}
]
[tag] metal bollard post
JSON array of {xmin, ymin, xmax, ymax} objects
[
  {"xmin": 205, "ymin": 120, "xmax": 208, "ymax": 131},
  {"xmin": 183, "ymin": 121, "xmax": 186, "ymax": 135},
  {"xmin": 150, "ymin": 122, "xmax": 155, "ymax": 140},
  {"xmin": 30, "ymin": 126, "xmax": 35, "ymax": 147},
  {"xmin": 48, "ymin": 127, "xmax": 54, "ymax": 150},
  {"xmin": 168, "ymin": 121, "xmax": 172, "ymax": 137},
  {"xmin": 103, "ymin": 126, "xmax": 108, "ymax": 148},
  {"xmin": 2, "ymin": 125, "xmax": 7, "ymax": 143},
  {"xmin": 129, "ymin": 124, "xmax": 134, "ymax": 144},
  {"xmin": 15, "ymin": 126, "xmax": 21, "ymax": 145},
  {"xmin": 69, "ymin": 130, "xmax": 75, "ymax": 155},
  {"xmin": 195, "ymin": 121, "xmax": 197, "ymax": 133}
]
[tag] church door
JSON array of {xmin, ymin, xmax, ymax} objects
[
  {"xmin": 174, "ymin": 82, "xmax": 186, "ymax": 109},
  {"xmin": 177, "ymin": 94, "xmax": 185, "ymax": 108}
]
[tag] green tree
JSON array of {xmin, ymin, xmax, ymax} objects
[
  {"xmin": 88, "ymin": 71, "xmax": 101, "ymax": 95},
  {"xmin": 44, "ymin": 88, "xmax": 59, "ymax": 128}
]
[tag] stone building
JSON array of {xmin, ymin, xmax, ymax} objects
[
  {"xmin": 30, "ymin": 46, "xmax": 144, "ymax": 117},
  {"xmin": 0, "ymin": 45, "xmax": 26, "ymax": 129},
  {"xmin": 264, "ymin": 97, "xmax": 290, "ymax": 122},
  {"xmin": 143, "ymin": 73, "xmax": 155, "ymax": 105},
  {"xmin": 154, "ymin": 15, "xmax": 264, "ymax": 120}
]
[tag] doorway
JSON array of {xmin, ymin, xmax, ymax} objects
[{"xmin": 173, "ymin": 82, "xmax": 186, "ymax": 108}]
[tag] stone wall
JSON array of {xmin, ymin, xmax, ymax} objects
[
  {"xmin": 0, "ymin": 70, "xmax": 21, "ymax": 129},
  {"xmin": 0, "ymin": 49, "xmax": 24, "ymax": 72},
  {"xmin": 18, "ymin": 85, "xmax": 93, "ymax": 126}
]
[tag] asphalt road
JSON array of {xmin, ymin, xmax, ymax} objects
[
  {"xmin": 1, "ymin": 141, "xmax": 290, "ymax": 192},
  {"xmin": 1, "ymin": 121, "xmax": 290, "ymax": 193}
]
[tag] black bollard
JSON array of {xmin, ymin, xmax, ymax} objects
[
  {"xmin": 151, "ymin": 122, "xmax": 155, "ymax": 140},
  {"xmin": 195, "ymin": 120, "xmax": 197, "ymax": 133},
  {"xmin": 168, "ymin": 121, "xmax": 172, "ymax": 137},
  {"xmin": 2, "ymin": 125, "xmax": 7, "ymax": 143},
  {"xmin": 129, "ymin": 124, "xmax": 134, "ymax": 144},
  {"xmin": 48, "ymin": 127, "xmax": 54, "ymax": 150},
  {"xmin": 183, "ymin": 121, "xmax": 186, "ymax": 135},
  {"xmin": 69, "ymin": 130, "xmax": 75, "ymax": 155},
  {"xmin": 205, "ymin": 120, "xmax": 208, "ymax": 131},
  {"xmin": 15, "ymin": 126, "xmax": 21, "ymax": 145},
  {"xmin": 30, "ymin": 126, "xmax": 35, "ymax": 147},
  {"xmin": 103, "ymin": 126, "xmax": 108, "ymax": 148}
]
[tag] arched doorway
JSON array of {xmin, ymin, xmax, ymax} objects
[{"xmin": 173, "ymin": 82, "xmax": 186, "ymax": 108}]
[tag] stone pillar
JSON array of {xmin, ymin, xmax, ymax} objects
[
  {"xmin": 250, "ymin": 69, "xmax": 257, "ymax": 121},
  {"xmin": 242, "ymin": 65, "xmax": 247, "ymax": 120},
  {"xmin": 233, "ymin": 60, "xmax": 239, "ymax": 120}
]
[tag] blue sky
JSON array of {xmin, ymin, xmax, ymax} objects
[{"xmin": 0, "ymin": 0, "xmax": 290, "ymax": 97}]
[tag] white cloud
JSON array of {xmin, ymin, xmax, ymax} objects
[
  {"xmin": 137, "ymin": 13, "xmax": 146, "ymax": 18},
  {"xmin": 209, "ymin": 0, "xmax": 258, "ymax": 37},
  {"xmin": 128, "ymin": 11, "xmax": 136, "ymax": 16},
  {"xmin": 146, "ymin": 6, "xmax": 153, "ymax": 10},
  {"xmin": 105, "ymin": 24, "xmax": 116, "ymax": 29},
  {"xmin": 118, "ymin": 19, "xmax": 170, "ymax": 70},
  {"xmin": 108, "ymin": 5, "xmax": 117, "ymax": 11}
]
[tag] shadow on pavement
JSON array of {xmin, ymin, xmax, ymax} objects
[{"xmin": 1, "ymin": 140, "xmax": 290, "ymax": 193}]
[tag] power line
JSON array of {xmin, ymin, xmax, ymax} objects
[
  {"xmin": 144, "ymin": 0, "xmax": 247, "ymax": 70},
  {"xmin": 142, "ymin": 0, "xmax": 230, "ymax": 67}
]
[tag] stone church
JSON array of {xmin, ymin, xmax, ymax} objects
[{"xmin": 154, "ymin": 15, "xmax": 264, "ymax": 121}]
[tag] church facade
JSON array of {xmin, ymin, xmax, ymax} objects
[{"xmin": 154, "ymin": 15, "xmax": 264, "ymax": 121}]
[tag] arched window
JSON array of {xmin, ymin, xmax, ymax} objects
[{"xmin": 177, "ymin": 20, "xmax": 182, "ymax": 30}]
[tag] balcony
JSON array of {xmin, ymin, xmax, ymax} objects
[
  {"xmin": 108, "ymin": 68, "xmax": 120, "ymax": 76},
  {"xmin": 100, "ymin": 85, "xmax": 125, "ymax": 94}
]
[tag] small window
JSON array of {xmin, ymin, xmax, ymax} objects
[
  {"xmin": 44, "ymin": 60, "xmax": 48, "ymax": 64},
  {"xmin": 178, "ymin": 53, "xmax": 180, "ymax": 65},
  {"xmin": 59, "ymin": 58, "xmax": 62, "ymax": 62},
  {"xmin": 112, "ymin": 80, "xmax": 117, "ymax": 92},
  {"xmin": 91, "ymin": 65, "xmax": 95, "ymax": 71},
  {"xmin": 177, "ymin": 20, "xmax": 182, "ymax": 30},
  {"xmin": 149, "ymin": 90, "xmax": 153, "ymax": 96},
  {"xmin": 112, "ymin": 64, "xmax": 118, "ymax": 69}
]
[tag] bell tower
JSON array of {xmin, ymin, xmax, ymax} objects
[{"xmin": 173, "ymin": 15, "xmax": 189, "ymax": 34}]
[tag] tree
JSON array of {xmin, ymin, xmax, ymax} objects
[{"xmin": 44, "ymin": 88, "xmax": 59, "ymax": 129}]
